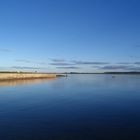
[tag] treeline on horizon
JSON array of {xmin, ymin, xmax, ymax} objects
[{"xmin": 65, "ymin": 72, "xmax": 140, "ymax": 74}]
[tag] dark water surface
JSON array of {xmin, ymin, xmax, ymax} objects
[{"xmin": 0, "ymin": 74, "xmax": 140, "ymax": 140}]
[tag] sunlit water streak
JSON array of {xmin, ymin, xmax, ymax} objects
[{"xmin": 0, "ymin": 78, "xmax": 56, "ymax": 87}]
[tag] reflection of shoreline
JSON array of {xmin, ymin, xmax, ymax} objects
[{"xmin": 0, "ymin": 78, "xmax": 56, "ymax": 87}]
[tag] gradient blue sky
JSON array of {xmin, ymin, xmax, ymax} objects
[{"xmin": 0, "ymin": 0, "xmax": 140, "ymax": 72}]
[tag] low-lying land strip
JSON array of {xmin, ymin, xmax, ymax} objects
[{"xmin": 0, "ymin": 72, "xmax": 63, "ymax": 80}]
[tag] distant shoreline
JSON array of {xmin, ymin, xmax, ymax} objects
[{"xmin": 65, "ymin": 72, "xmax": 140, "ymax": 75}]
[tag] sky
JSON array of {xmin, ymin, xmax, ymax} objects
[{"xmin": 0, "ymin": 0, "xmax": 140, "ymax": 72}]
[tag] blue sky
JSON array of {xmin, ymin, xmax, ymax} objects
[{"xmin": 0, "ymin": 0, "xmax": 140, "ymax": 72}]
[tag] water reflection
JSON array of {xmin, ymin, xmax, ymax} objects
[
  {"xmin": 0, "ymin": 75, "xmax": 140, "ymax": 140},
  {"xmin": 0, "ymin": 78, "xmax": 56, "ymax": 87}
]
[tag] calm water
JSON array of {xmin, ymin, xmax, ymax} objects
[{"xmin": 0, "ymin": 74, "xmax": 140, "ymax": 140}]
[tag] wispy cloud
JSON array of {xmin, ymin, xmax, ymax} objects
[
  {"xmin": 100, "ymin": 65, "xmax": 140, "ymax": 71},
  {"xmin": 11, "ymin": 66, "xmax": 45, "ymax": 70},
  {"xmin": 56, "ymin": 66, "xmax": 80, "ymax": 69},
  {"xmin": 49, "ymin": 62, "xmax": 74, "ymax": 66},
  {"xmin": 16, "ymin": 59, "xmax": 47, "ymax": 65},
  {"xmin": 0, "ymin": 48, "xmax": 12, "ymax": 52},
  {"xmin": 117, "ymin": 62, "xmax": 132, "ymax": 65},
  {"xmin": 50, "ymin": 60, "xmax": 109, "ymax": 66},
  {"xmin": 101, "ymin": 65, "xmax": 130, "ymax": 70},
  {"xmin": 135, "ymin": 62, "xmax": 140, "ymax": 65},
  {"xmin": 129, "ymin": 55, "xmax": 140, "ymax": 59},
  {"xmin": 128, "ymin": 67, "xmax": 140, "ymax": 71},
  {"xmin": 50, "ymin": 59, "xmax": 66, "ymax": 62},
  {"xmin": 16, "ymin": 59, "xmax": 31, "ymax": 63},
  {"xmin": 72, "ymin": 60, "xmax": 109, "ymax": 65},
  {"xmin": 92, "ymin": 66, "xmax": 102, "ymax": 68}
]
